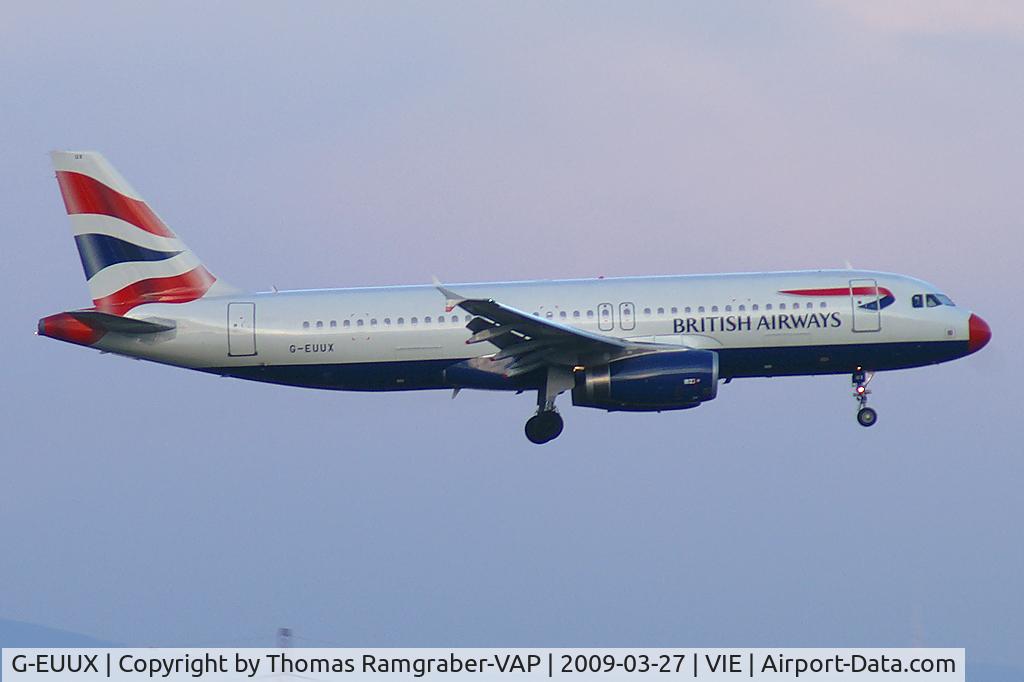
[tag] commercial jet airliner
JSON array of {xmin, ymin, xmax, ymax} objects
[{"xmin": 38, "ymin": 152, "xmax": 992, "ymax": 443}]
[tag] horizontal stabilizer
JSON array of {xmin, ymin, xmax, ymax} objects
[
  {"xmin": 38, "ymin": 309, "xmax": 175, "ymax": 347},
  {"xmin": 67, "ymin": 310, "xmax": 175, "ymax": 334}
]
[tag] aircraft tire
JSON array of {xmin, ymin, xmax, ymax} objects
[
  {"xmin": 857, "ymin": 407, "xmax": 878, "ymax": 427},
  {"xmin": 525, "ymin": 411, "xmax": 564, "ymax": 444}
]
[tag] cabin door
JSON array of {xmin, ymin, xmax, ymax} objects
[
  {"xmin": 227, "ymin": 302, "xmax": 257, "ymax": 356},
  {"xmin": 850, "ymin": 279, "xmax": 881, "ymax": 333}
]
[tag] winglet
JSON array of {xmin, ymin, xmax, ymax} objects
[{"xmin": 432, "ymin": 276, "xmax": 466, "ymax": 313}]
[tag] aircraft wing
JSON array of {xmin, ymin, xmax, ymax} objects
[{"xmin": 435, "ymin": 281, "xmax": 672, "ymax": 377}]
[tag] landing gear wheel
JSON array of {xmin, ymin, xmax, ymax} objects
[
  {"xmin": 857, "ymin": 406, "xmax": 878, "ymax": 427},
  {"xmin": 851, "ymin": 368, "xmax": 877, "ymax": 428},
  {"xmin": 525, "ymin": 411, "xmax": 564, "ymax": 444}
]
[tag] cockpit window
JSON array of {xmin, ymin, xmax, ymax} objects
[
  {"xmin": 925, "ymin": 293, "xmax": 955, "ymax": 307},
  {"xmin": 915, "ymin": 293, "xmax": 955, "ymax": 308}
]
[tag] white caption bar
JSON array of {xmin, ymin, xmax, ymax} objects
[{"xmin": 2, "ymin": 648, "xmax": 964, "ymax": 681}]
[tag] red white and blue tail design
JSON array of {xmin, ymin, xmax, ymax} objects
[{"xmin": 51, "ymin": 151, "xmax": 234, "ymax": 313}]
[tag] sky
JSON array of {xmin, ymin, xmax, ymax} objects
[{"xmin": 1, "ymin": 0, "xmax": 1021, "ymax": 673}]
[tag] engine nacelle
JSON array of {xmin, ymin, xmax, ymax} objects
[{"xmin": 571, "ymin": 349, "xmax": 719, "ymax": 411}]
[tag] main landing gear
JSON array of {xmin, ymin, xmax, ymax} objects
[
  {"xmin": 525, "ymin": 411, "xmax": 564, "ymax": 444},
  {"xmin": 852, "ymin": 368, "xmax": 877, "ymax": 427},
  {"xmin": 525, "ymin": 367, "xmax": 574, "ymax": 444}
]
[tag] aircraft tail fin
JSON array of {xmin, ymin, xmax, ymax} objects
[{"xmin": 50, "ymin": 151, "xmax": 235, "ymax": 314}]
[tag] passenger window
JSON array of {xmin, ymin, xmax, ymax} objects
[
  {"xmin": 424, "ymin": 316, "xmax": 431, "ymax": 324},
  {"xmin": 356, "ymin": 319, "xmax": 364, "ymax": 327},
  {"xmin": 397, "ymin": 317, "xmax": 404, "ymax": 325},
  {"xmin": 546, "ymin": 311, "xmax": 554, "ymax": 318},
  {"xmin": 912, "ymin": 294, "xmax": 923, "ymax": 308},
  {"xmin": 330, "ymin": 320, "xmax": 337, "ymax": 328},
  {"xmin": 752, "ymin": 304, "xmax": 759, "ymax": 311},
  {"xmin": 370, "ymin": 319, "xmax": 378, "ymax": 326},
  {"xmin": 384, "ymin": 318, "xmax": 391, "ymax": 325},
  {"xmin": 438, "ymin": 315, "xmax": 445, "ymax": 323},
  {"xmin": 711, "ymin": 305, "xmax": 719, "ymax": 313},
  {"xmin": 657, "ymin": 307, "xmax": 664, "ymax": 315},
  {"xmin": 819, "ymin": 301, "xmax": 827, "ymax": 308},
  {"xmin": 765, "ymin": 304, "xmax": 772, "ymax": 311},
  {"xmin": 464, "ymin": 315, "xmax": 471, "ymax": 322},
  {"xmin": 343, "ymin": 320, "xmax": 351, "ymax": 328},
  {"xmin": 560, "ymin": 311, "xmax": 567, "ymax": 319},
  {"xmin": 671, "ymin": 307, "xmax": 678, "ymax": 314},
  {"xmin": 725, "ymin": 305, "xmax": 732, "ymax": 312},
  {"xmin": 411, "ymin": 317, "xmax": 418, "ymax": 325},
  {"xmin": 685, "ymin": 307, "xmax": 692, "ymax": 314},
  {"xmin": 738, "ymin": 305, "xmax": 745, "ymax": 312},
  {"xmin": 316, "ymin": 321, "xmax": 323, "ymax": 328},
  {"xmin": 303, "ymin": 321, "xmax": 310, "ymax": 329},
  {"xmin": 779, "ymin": 303, "xmax": 786, "ymax": 310},
  {"xmin": 643, "ymin": 307, "xmax": 652, "ymax": 315},
  {"xmin": 573, "ymin": 310, "xmax": 580, "ymax": 318},
  {"xmin": 587, "ymin": 310, "xmax": 594, "ymax": 318}
]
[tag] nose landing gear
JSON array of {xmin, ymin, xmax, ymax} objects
[{"xmin": 853, "ymin": 368, "xmax": 877, "ymax": 427}]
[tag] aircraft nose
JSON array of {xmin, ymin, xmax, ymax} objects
[{"xmin": 968, "ymin": 314, "xmax": 992, "ymax": 354}]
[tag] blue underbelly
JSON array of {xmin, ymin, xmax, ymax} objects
[{"xmin": 200, "ymin": 340, "xmax": 969, "ymax": 390}]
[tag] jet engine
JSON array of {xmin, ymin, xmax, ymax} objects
[{"xmin": 571, "ymin": 349, "xmax": 719, "ymax": 411}]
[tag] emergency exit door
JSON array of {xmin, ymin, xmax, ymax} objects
[
  {"xmin": 227, "ymin": 302, "xmax": 257, "ymax": 356},
  {"xmin": 619, "ymin": 302, "xmax": 636, "ymax": 331},
  {"xmin": 597, "ymin": 302, "xmax": 614, "ymax": 331}
]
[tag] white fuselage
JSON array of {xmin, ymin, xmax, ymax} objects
[{"xmin": 87, "ymin": 269, "xmax": 976, "ymax": 392}]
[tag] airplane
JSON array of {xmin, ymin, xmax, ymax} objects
[{"xmin": 38, "ymin": 151, "xmax": 992, "ymax": 444}]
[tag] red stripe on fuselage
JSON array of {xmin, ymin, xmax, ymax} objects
[
  {"xmin": 92, "ymin": 265, "xmax": 216, "ymax": 313},
  {"xmin": 780, "ymin": 287, "xmax": 893, "ymax": 297},
  {"xmin": 55, "ymin": 171, "xmax": 175, "ymax": 238}
]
